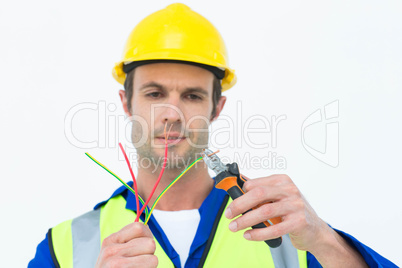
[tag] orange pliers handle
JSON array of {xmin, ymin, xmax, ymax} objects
[{"xmin": 215, "ymin": 163, "xmax": 282, "ymax": 248}]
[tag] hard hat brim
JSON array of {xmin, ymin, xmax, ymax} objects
[{"xmin": 112, "ymin": 52, "xmax": 236, "ymax": 92}]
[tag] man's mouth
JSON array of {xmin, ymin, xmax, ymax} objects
[{"xmin": 155, "ymin": 133, "xmax": 186, "ymax": 144}]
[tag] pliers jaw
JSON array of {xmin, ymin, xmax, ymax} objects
[
  {"xmin": 202, "ymin": 149, "xmax": 228, "ymax": 176},
  {"xmin": 202, "ymin": 149, "xmax": 246, "ymax": 188}
]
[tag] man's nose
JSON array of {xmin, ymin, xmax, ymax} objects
[{"xmin": 159, "ymin": 96, "xmax": 184, "ymax": 124}]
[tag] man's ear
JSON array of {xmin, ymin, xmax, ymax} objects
[
  {"xmin": 210, "ymin": 96, "xmax": 227, "ymax": 122},
  {"xmin": 119, "ymin": 90, "xmax": 132, "ymax": 117}
]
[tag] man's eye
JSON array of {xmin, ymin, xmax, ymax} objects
[
  {"xmin": 187, "ymin": 94, "xmax": 202, "ymax": 100},
  {"xmin": 147, "ymin": 92, "xmax": 162, "ymax": 98}
]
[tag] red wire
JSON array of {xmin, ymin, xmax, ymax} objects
[
  {"xmin": 119, "ymin": 142, "xmax": 140, "ymax": 218},
  {"xmin": 135, "ymin": 123, "xmax": 171, "ymax": 222}
]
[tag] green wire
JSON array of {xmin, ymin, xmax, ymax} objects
[
  {"xmin": 144, "ymin": 156, "xmax": 203, "ymax": 225},
  {"xmin": 85, "ymin": 153, "xmax": 149, "ymax": 218},
  {"xmin": 85, "ymin": 153, "xmax": 204, "ymax": 225}
]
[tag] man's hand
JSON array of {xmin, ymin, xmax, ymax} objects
[
  {"xmin": 224, "ymin": 174, "xmax": 324, "ymax": 250},
  {"xmin": 95, "ymin": 222, "xmax": 158, "ymax": 268},
  {"xmin": 225, "ymin": 174, "xmax": 368, "ymax": 268}
]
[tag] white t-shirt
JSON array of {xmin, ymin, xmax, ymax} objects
[{"xmin": 152, "ymin": 209, "xmax": 201, "ymax": 268}]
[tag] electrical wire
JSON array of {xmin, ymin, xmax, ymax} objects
[
  {"xmin": 85, "ymin": 124, "xmax": 209, "ymax": 225},
  {"xmin": 144, "ymin": 156, "xmax": 203, "ymax": 225},
  {"xmin": 135, "ymin": 123, "xmax": 172, "ymax": 222},
  {"xmin": 118, "ymin": 142, "xmax": 140, "ymax": 220},
  {"xmin": 85, "ymin": 152, "xmax": 149, "ymax": 217}
]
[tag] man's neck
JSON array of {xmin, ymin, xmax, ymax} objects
[{"xmin": 136, "ymin": 162, "xmax": 214, "ymax": 211}]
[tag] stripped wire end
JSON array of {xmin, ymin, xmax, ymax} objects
[
  {"xmin": 207, "ymin": 149, "xmax": 220, "ymax": 157},
  {"xmin": 202, "ymin": 149, "xmax": 220, "ymax": 158},
  {"xmin": 163, "ymin": 122, "xmax": 167, "ymax": 143},
  {"xmin": 165, "ymin": 123, "xmax": 173, "ymax": 145},
  {"xmin": 135, "ymin": 122, "xmax": 170, "ymax": 223}
]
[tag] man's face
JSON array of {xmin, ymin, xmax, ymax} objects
[{"xmin": 128, "ymin": 63, "xmax": 220, "ymax": 170}]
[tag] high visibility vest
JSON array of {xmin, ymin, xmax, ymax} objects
[{"xmin": 49, "ymin": 195, "xmax": 307, "ymax": 268}]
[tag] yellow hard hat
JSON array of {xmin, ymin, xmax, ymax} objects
[{"xmin": 112, "ymin": 3, "xmax": 236, "ymax": 92}]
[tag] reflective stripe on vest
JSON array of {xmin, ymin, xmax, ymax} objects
[
  {"xmin": 51, "ymin": 195, "xmax": 307, "ymax": 267},
  {"xmin": 51, "ymin": 195, "xmax": 173, "ymax": 268},
  {"xmin": 52, "ymin": 210, "xmax": 101, "ymax": 268}
]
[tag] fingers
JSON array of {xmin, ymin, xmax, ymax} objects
[
  {"xmin": 242, "ymin": 174, "xmax": 294, "ymax": 192},
  {"xmin": 125, "ymin": 255, "xmax": 159, "ymax": 268},
  {"xmin": 225, "ymin": 188, "xmax": 278, "ymax": 220},
  {"xmin": 99, "ymin": 254, "xmax": 158, "ymax": 268},
  {"xmin": 224, "ymin": 174, "xmax": 310, "ymax": 243},
  {"xmin": 123, "ymin": 237, "xmax": 156, "ymax": 256},
  {"xmin": 241, "ymin": 208, "xmax": 317, "ymax": 242},
  {"xmin": 104, "ymin": 237, "xmax": 156, "ymax": 258},
  {"xmin": 243, "ymin": 218, "xmax": 295, "ymax": 241},
  {"xmin": 103, "ymin": 222, "xmax": 153, "ymax": 245},
  {"xmin": 227, "ymin": 202, "xmax": 287, "ymax": 232},
  {"xmin": 96, "ymin": 223, "xmax": 157, "ymax": 268},
  {"xmin": 226, "ymin": 174, "xmax": 300, "ymax": 220},
  {"xmin": 223, "ymin": 173, "xmax": 328, "ymax": 253}
]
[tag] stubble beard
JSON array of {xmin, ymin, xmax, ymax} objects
[{"xmin": 131, "ymin": 121, "xmax": 209, "ymax": 171}]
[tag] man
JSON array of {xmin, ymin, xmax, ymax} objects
[{"xmin": 29, "ymin": 3, "xmax": 396, "ymax": 267}]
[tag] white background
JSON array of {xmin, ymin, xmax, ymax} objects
[{"xmin": 1, "ymin": 0, "xmax": 401, "ymax": 266}]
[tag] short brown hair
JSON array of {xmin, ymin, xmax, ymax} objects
[{"xmin": 124, "ymin": 69, "xmax": 222, "ymax": 119}]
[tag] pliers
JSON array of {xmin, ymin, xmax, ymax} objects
[{"xmin": 202, "ymin": 149, "xmax": 283, "ymax": 248}]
